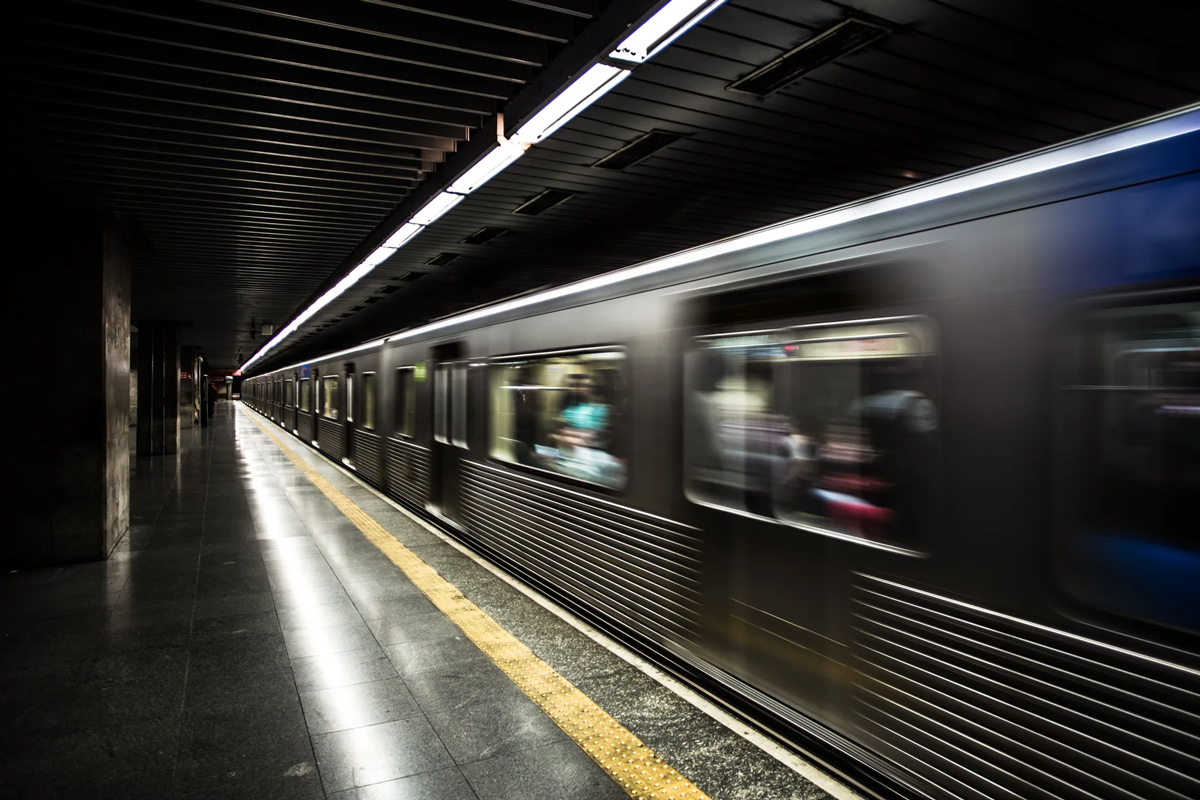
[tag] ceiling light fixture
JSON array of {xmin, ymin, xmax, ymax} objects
[
  {"xmin": 609, "ymin": 0, "xmax": 727, "ymax": 64},
  {"xmin": 383, "ymin": 222, "xmax": 423, "ymax": 248},
  {"xmin": 447, "ymin": 141, "xmax": 528, "ymax": 195},
  {"xmin": 410, "ymin": 191, "xmax": 465, "ymax": 226},
  {"xmin": 513, "ymin": 63, "xmax": 630, "ymax": 144},
  {"xmin": 243, "ymin": 0, "xmax": 730, "ymax": 373}
]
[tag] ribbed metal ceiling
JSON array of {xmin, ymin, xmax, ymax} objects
[
  {"xmin": 4, "ymin": 1, "xmax": 1199, "ymax": 371},
  {"xmin": 2, "ymin": 0, "xmax": 598, "ymax": 364}
]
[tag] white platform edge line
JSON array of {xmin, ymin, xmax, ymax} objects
[{"xmin": 238, "ymin": 405, "xmax": 865, "ymax": 800}]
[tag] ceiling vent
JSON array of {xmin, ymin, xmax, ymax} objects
[
  {"xmin": 593, "ymin": 130, "xmax": 686, "ymax": 170},
  {"xmin": 363, "ymin": 296, "xmax": 380, "ymax": 304},
  {"xmin": 426, "ymin": 252, "xmax": 460, "ymax": 267},
  {"xmin": 350, "ymin": 305, "xmax": 365, "ymax": 312},
  {"xmin": 462, "ymin": 226, "xmax": 510, "ymax": 245},
  {"xmin": 728, "ymin": 17, "xmax": 891, "ymax": 97},
  {"xmin": 512, "ymin": 189, "xmax": 575, "ymax": 216},
  {"xmin": 390, "ymin": 272, "xmax": 423, "ymax": 282},
  {"xmin": 376, "ymin": 284, "xmax": 399, "ymax": 294}
]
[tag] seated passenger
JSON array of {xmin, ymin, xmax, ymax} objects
[
  {"xmin": 550, "ymin": 373, "xmax": 623, "ymax": 487},
  {"xmin": 558, "ymin": 374, "xmax": 610, "ymax": 443}
]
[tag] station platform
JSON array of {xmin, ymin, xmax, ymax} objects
[{"xmin": 0, "ymin": 402, "xmax": 845, "ymax": 800}]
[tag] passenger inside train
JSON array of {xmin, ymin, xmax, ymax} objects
[
  {"xmin": 491, "ymin": 351, "xmax": 628, "ymax": 489},
  {"xmin": 686, "ymin": 318, "xmax": 939, "ymax": 548}
]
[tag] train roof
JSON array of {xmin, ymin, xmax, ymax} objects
[{"xmin": 253, "ymin": 102, "xmax": 1200, "ymax": 378}]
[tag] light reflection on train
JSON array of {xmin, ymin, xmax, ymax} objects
[{"xmin": 245, "ymin": 106, "xmax": 1200, "ymax": 800}]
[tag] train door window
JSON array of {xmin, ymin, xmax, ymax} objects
[
  {"xmin": 362, "ymin": 373, "xmax": 376, "ymax": 430},
  {"xmin": 685, "ymin": 317, "xmax": 939, "ymax": 550},
  {"xmin": 1061, "ymin": 299, "xmax": 1200, "ymax": 633},
  {"xmin": 490, "ymin": 349, "xmax": 628, "ymax": 490},
  {"xmin": 435, "ymin": 363, "xmax": 450, "ymax": 443},
  {"xmin": 451, "ymin": 363, "xmax": 468, "ymax": 448},
  {"xmin": 322, "ymin": 376, "xmax": 339, "ymax": 420},
  {"xmin": 285, "ymin": 379, "xmax": 294, "ymax": 408},
  {"xmin": 394, "ymin": 367, "xmax": 416, "ymax": 437},
  {"xmin": 346, "ymin": 373, "xmax": 355, "ymax": 424},
  {"xmin": 300, "ymin": 378, "xmax": 311, "ymax": 412}
]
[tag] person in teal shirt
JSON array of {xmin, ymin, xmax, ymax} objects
[{"xmin": 551, "ymin": 373, "xmax": 622, "ymax": 486}]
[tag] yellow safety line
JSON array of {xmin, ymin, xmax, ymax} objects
[{"xmin": 242, "ymin": 408, "xmax": 711, "ymax": 800}]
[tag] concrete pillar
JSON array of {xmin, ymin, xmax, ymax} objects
[
  {"xmin": 180, "ymin": 346, "xmax": 198, "ymax": 427},
  {"xmin": 198, "ymin": 356, "xmax": 210, "ymax": 428},
  {"xmin": 136, "ymin": 325, "xmax": 155, "ymax": 456},
  {"xmin": 136, "ymin": 321, "xmax": 183, "ymax": 455},
  {"xmin": 5, "ymin": 209, "xmax": 130, "ymax": 564},
  {"xmin": 162, "ymin": 325, "xmax": 180, "ymax": 454}
]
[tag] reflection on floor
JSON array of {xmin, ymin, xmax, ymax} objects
[{"xmin": 0, "ymin": 402, "xmax": 829, "ymax": 800}]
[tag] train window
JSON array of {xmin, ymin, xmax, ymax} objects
[
  {"xmin": 394, "ymin": 368, "xmax": 416, "ymax": 437},
  {"xmin": 490, "ymin": 350, "xmax": 628, "ymax": 490},
  {"xmin": 451, "ymin": 363, "xmax": 468, "ymax": 449},
  {"xmin": 285, "ymin": 379, "xmax": 294, "ymax": 408},
  {"xmin": 1061, "ymin": 299, "xmax": 1200, "ymax": 632},
  {"xmin": 346, "ymin": 373, "xmax": 355, "ymax": 423},
  {"xmin": 435, "ymin": 363, "xmax": 450, "ymax": 444},
  {"xmin": 685, "ymin": 317, "xmax": 939, "ymax": 550},
  {"xmin": 299, "ymin": 378, "xmax": 311, "ymax": 412},
  {"xmin": 362, "ymin": 372, "xmax": 376, "ymax": 430},
  {"xmin": 322, "ymin": 376, "xmax": 339, "ymax": 420}
]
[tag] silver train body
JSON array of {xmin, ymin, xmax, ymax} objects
[{"xmin": 246, "ymin": 105, "xmax": 1200, "ymax": 800}]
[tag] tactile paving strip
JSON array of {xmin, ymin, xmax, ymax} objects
[{"xmin": 244, "ymin": 408, "xmax": 712, "ymax": 800}]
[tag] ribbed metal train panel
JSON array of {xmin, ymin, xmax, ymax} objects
[
  {"xmin": 852, "ymin": 574, "xmax": 1200, "ymax": 800},
  {"xmin": 354, "ymin": 429, "xmax": 382, "ymax": 486},
  {"xmin": 384, "ymin": 436, "xmax": 430, "ymax": 509},
  {"xmin": 459, "ymin": 460, "xmax": 703, "ymax": 647},
  {"xmin": 317, "ymin": 417, "xmax": 344, "ymax": 461}
]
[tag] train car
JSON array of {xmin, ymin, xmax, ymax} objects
[{"xmin": 244, "ymin": 104, "xmax": 1200, "ymax": 800}]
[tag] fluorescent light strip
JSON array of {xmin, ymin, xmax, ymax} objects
[
  {"xmin": 610, "ymin": 0, "xmax": 727, "ymax": 64},
  {"xmin": 384, "ymin": 222, "xmax": 423, "ymax": 248},
  {"xmin": 411, "ymin": 191, "xmax": 465, "ymax": 226},
  {"xmin": 448, "ymin": 143, "xmax": 527, "ymax": 195},
  {"xmin": 514, "ymin": 64, "xmax": 630, "ymax": 143},
  {"xmin": 248, "ymin": 3, "xmax": 715, "ymax": 371},
  {"xmin": 360, "ymin": 246, "xmax": 396, "ymax": 269}
]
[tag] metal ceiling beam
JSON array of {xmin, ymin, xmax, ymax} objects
[
  {"xmin": 6, "ymin": 42, "xmax": 487, "ymax": 128},
  {"xmin": 19, "ymin": 12, "xmax": 519, "ymax": 100},
  {"xmin": 65, "ymin": 0, "xmax": 536, "ymax": 81},
  {"xmin": 204, "ymin": 0, "xmax": 550, "ymax": 66},
  {"xmin": 2, "ymin": 91, "xmax": 460, "ymax": 152},
  {"xmin": 365, "ymin": 0, "xmax": 579, "ymax": 43},
  {"xmin": 3, "ymin": 117, "xmax": 434, "ymax": 173}
]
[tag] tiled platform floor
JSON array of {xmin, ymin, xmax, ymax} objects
[{"xmin": 0, "ymin": 403, "xmax": 830, "ymax": 800}]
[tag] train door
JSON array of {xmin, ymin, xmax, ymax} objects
[
  {"xmin": 292, "ymin": 372, "xmax": 300, "ymax": 432},
  {"xmin": 429, "ymin": 342, "xmax": 466, "ymax": 522},
  {"xmin": 287, "ymin": 373, "xmax": 297, "ymax": 432},
  {"xmin": 685, "ymin": 257, "xmax": 946, "ymax": 735},
  {"xmin": 343, "ymin": 363, "xmax": 356, "ymax": 467},
  {"xmin": 311, "ymin": 369, "xmax": 320, "ymax": 446}
]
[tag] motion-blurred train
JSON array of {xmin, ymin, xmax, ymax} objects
[{"xmin": 245, "ymin": 104, "xmax": 1200, "ymax": 800}]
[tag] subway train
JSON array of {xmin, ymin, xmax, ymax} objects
[{"xmin": 244, "ymin": 104, "xmax": 1200, "ymax": 800}]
